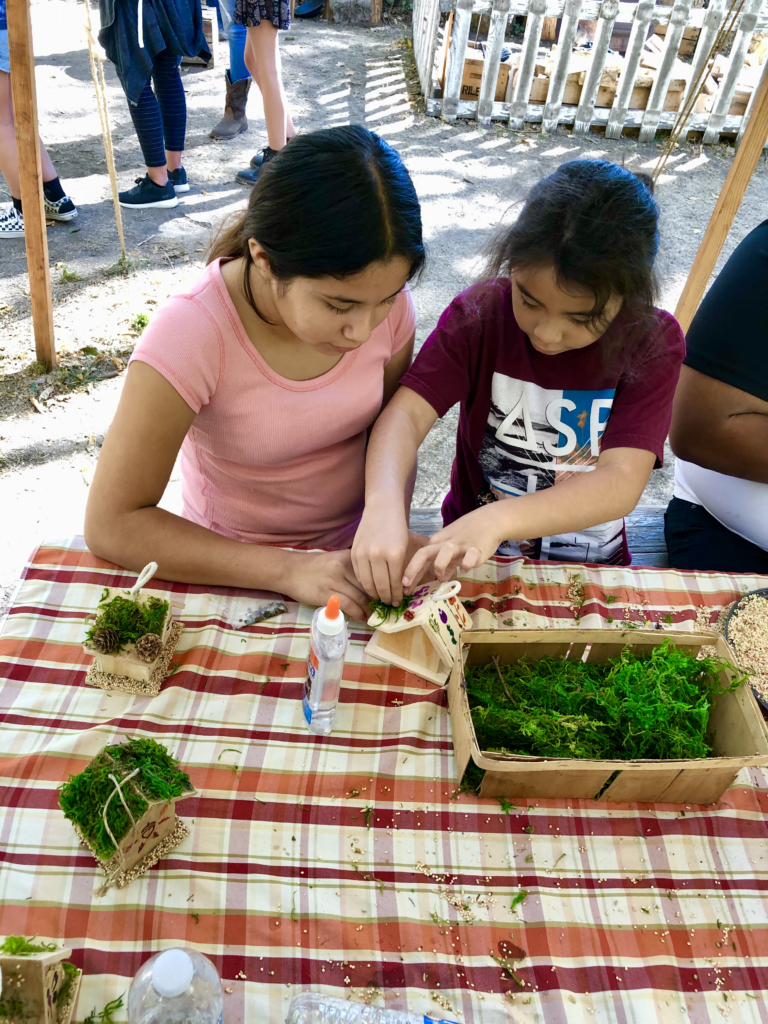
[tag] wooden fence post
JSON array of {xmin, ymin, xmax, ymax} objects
[
  {"xmin": 674, "ymin": 65, "xmax": 768, "ymax": 333},
  {"xmin": 6, "ymin": 0, "xmax": 56, "ymax": 369}
]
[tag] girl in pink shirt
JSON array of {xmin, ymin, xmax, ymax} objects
[{"xmin": 85, "ymin": 126, "xmax": 424, "ymax": 619}]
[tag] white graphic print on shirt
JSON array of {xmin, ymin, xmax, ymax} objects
[{"xmin": 477, "ymin": 373, "xmax": 624, "ymax": 563}]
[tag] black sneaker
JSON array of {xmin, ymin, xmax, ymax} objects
[
  {"xmin": 237, "ymin": 147, "xmax": 277, "ymax": 186},
  {"xmin": 249, "ymin": 145, "xmax": 279, "ymax": 169},
  {"xmin": 0, "ymin": 204, "xmax": 25, "ymax": 238},
  {"xmin": 119, "ymin": 175, "xmax": 179, "ymax": 209},
  {"xmin": 169, "ymin": 167, "xmax": 190, "ymax": 194},
  {"xmin": 44, "ymin": 194, "xmax": 78, "ymax": 221}
]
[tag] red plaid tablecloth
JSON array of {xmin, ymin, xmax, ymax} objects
[{"xmin": 1, "ymin": 539, "xmax": 767, "ymax": 1024}]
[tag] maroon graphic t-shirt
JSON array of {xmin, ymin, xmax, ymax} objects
[{"xmin": 400, "ymin": 280, "xmax": 685, "ymax": 565}]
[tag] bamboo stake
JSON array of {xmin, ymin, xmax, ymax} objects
[
  {"xmin": 6, "ymin": 0, "xmax": 56, "ymax": 368},
  {"xmin": 673, "ymin": 65, "xmax": 768, "ymax": 332},
  {"xmin": 84, "ymin": 2, "xmax": 126, "ymax": 261}
]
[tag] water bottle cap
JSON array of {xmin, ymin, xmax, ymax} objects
[
  {"xmin": 152, "ymin": 949, "xmax": 194, "ymax": 998},
  {"xmin": 318, "ymin": 595, "xmax": 345, "ymax": 635}
]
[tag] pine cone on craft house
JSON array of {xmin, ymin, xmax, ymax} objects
[
  {"xmin": 91, "ymin": 627, "xmax": 121, "ymax": 654},
  {"xmin": 136, "ymin": 632, "xmax": 163, "ymax": 663}
]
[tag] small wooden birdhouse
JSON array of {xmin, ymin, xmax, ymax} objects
[
  {"xmin": 365, "ymin": 580, "xmax": 473, "ymax": 685},
  {"xmin": 59, "ymin": 738, "xmax": 196, "ymax": 895},
  {"xmin": 82, "ymin": 562, "xmax": 184, "ymax": 696},
  {"xmin": 0, "ymin": 941, "xmax": 81, "ymax": 1024}
]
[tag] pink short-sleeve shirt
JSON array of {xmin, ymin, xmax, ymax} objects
[{"xmin": 130, "ymin": 258, "xmax": 416, "ymax": 548}]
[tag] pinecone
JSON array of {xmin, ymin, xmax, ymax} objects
[
  {"xmin": 91, "ymin": 627, "xmax": 121, "ymax": 654},
  {"xmin": 136, "ymin": 632, "xmax": 163, "ymax": 663}
]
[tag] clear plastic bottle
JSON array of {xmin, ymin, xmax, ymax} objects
[
  {"xmin": 303, "ymin": 595, "xmax": 349, "ymax": 736},
  {"xmin": 286, "ymin": 994, "xmax": 458, "ymax": 1024},
  {"xmin": 127, "ymin": 948, "xmax": 224, "ymax": 1024}
]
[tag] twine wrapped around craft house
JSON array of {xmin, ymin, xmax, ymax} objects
[{"xmin": 59, "ymin": 739, "xmax": 196, "ymax": 896}]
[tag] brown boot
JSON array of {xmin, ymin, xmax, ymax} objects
[{"xmin": 209, "ymin": 71, "xmax": 251, "ymax": 140}]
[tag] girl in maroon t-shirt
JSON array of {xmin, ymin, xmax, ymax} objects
[{"xmin": 352, "ymin": 159, "xmax": 685, "ymax": 603}]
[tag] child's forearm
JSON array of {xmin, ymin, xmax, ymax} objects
[
  {"xmin": 403, "ymin": 447, "xmax": 656, "ymax": 586},
  {"xmin": 491, "ymin": 447, "xmax": 655, "ymax": 543},
  {"xmin": 86, "ymin": 503, "xmax": 304, "ymax": 593},
  {"xmin": 365, "ymin": 388, "xmax": 437, "ymax": 507}
]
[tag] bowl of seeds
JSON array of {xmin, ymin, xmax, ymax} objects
[{"xmin": 725, "ymin": 588, "xmax": 768, "ymax": 711}]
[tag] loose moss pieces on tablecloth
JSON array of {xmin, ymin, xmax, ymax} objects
[
  {"xmin": 83, "ymin": 995, "xmax": 124, "ymax": 1024},
  {"xmin": 466, "ymin": 641, "xmax": 741, "ymax": 763},
  {"xmin": 0, "ymin": 937, "xmax": 58, "ymax": 955},
  {"xmin": 368, "ymin": 594, "xmax": 414, "ymax": 624},
  {"xmin": 85, "ymin": 588, "xmax": 169, "ymax": 654},
  {"xmin": 59, "ymin": 738, "xmax": 194, "ymax": 861}
]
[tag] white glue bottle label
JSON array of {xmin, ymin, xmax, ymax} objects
[{"xmin": 303, "ymin": 595, "xmax": 348, "ymax": 736}]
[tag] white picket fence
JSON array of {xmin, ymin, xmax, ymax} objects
[{"xmin": 412, "ymin": 0, "xmax": 768, "ymax": 142}]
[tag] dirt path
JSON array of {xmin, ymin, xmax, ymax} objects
[{"xmin": 1, "ymin": 0, "xmax": 767, "ymax": 608}]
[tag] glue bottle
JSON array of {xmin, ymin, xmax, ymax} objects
[{"xmin": 303, "ymin": 595, "xmax": 348, "ymax": 736}]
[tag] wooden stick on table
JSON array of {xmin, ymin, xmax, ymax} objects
[
  {"xmin": 6, "ymin": 0, "xmax": 56, "ymax": 369},
  {"xmin": 674, "ymin": 66, "xmax": 768, "ymax": 334}
]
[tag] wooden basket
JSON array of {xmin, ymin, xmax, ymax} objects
[{"xmin": 448, "ymin": 629, "xmax": 768, "ymax": 805}]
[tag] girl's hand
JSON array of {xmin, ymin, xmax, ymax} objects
[
  {"xmin": 351, "ymin": 504, "xmax": 411, "ymax": 607},
  {"xmin": 286, "ymin": 549, "xmax": 371, "ymax": 622},
  {"xmin": 402, "ymin": 504, "xmax": 507, "ymax": 589}
]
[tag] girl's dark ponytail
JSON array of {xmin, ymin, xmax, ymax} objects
[{"xmin": 209, "ymin": 126, "xmax": 424, "ymax": 313}]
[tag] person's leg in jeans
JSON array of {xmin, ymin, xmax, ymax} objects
[
  {"xmin": 665, "ymin": 496, "xmax": 768, "ymax": 574},
  {"xmin": 150, "ymin": 50, "xmax": 187, "ymax": 176}
]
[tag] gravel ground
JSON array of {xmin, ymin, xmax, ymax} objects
[{"xmin": 1, "ymin": 0, "xmax": 768, "ymax": 609}]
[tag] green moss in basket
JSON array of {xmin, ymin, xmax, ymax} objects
[
  {"xmin": 85, "ymin": 588, "xmax": 169, "ymax": 654},
  {"xmin": 369, "ymin": 593, "xmax": 414, "ymax": 624},
  {"xmin": 465, "ymin": 640, "xmax": 742, "ymax": 763},
  {"xmin": 59, "ymin": 738, "xmax": 194, "ymax": 861}
]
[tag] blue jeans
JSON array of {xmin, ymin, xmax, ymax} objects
[
  {"xmin": 0, "ymin": 29, "xmax": 10, "ymax": 74},
  {"xmin": 215, "ymin": 0, "xmax": 249, "ymax": 82}
]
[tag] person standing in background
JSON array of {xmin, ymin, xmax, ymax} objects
[
  {"xmin": 209, "ymin": 0, "xmax": 252, "ymax": 140},
  {"xmin": 98, "ymin": 0, "xmax": 210, "ymax": 209},
  {"xmin": 0, "ymin": 0, "xmax": 77, "ymax": 237},
  {"xmin": 232, "ymin": 0, "xmax": 294, "ymax": 186},
  {"xmin": 665, "ymin": 220, "xmax": 768, "ymax": 573}
]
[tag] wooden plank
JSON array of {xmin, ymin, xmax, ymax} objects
[
  {"xmin": 542, "ymin": 0, "xmax": 584, "ymax": 132},
  {"xmin": 441, "ymin": 0, "xmax": 474, "ymax": 120},
  {"xmin": 674, "ymin": 56, "xmax": 768, "ymax": 331},
  {"xmin": 6, "ymin": 0, "xmax": 56, "ymax": 369},
  {"xmin": 415, "ymin": 0, "xmax": 443, "ymax": 96},
  {"xmin": 638, "ymin": 0, "xmax": 693, "ymax": 143},
  {"xmin": 574, "ymin": 0, "xmax": 621, "ymax": 133},
  {"xmin": 736, "ymin": 45, "xmax": 768, "ymax": 143},
  {"xmin": 477, "ymin": 0, "xmax": 512, "ymax": 123},
  {"xmin": 702, "ymin": 0, "xmax": 763, "ymax": 143},
  {"xmin": 605, "ymin": 0, "xmax": 657, "ymax": 138},
  {"xmin": 508, "ymin": 0, "xmax": 548, "ymax": 129},
  {"xmin": 679, "ymin": 0, "xmax": 727, "ymax": 114},
  {"xmin": 424, "ymin": 94, "xmax": 753, "ymax": 134},
  {"xmin": 441, "ymin": 0, "xmax": 768, "ymax": 31}
]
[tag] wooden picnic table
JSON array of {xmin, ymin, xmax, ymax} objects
[{"xmin": 0, "ymin": 538, "xmax": 766, "ymax": 1023}]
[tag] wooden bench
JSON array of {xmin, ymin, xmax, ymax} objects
[{"xmin": 408, "ymin": 504, "xmax": 669, "ymax": 569}]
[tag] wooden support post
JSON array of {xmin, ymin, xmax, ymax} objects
[
  {"xmin": 674, "ymin": 66, "xmax": 768, "ymax": 333},
  {"xmin": 6, "ymin": 0, "xmax": 56, "ymax": 368}
]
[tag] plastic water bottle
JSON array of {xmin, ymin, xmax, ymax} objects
[
  {"xmin": 303, "ymin": 595, "xmax": 349, "ymax": 736},
  {"xmin": 128, "ymin": 948, "xmax": 223, "ymax": 1024},
  {"xmin": 286, "ymin": 994, "xmax": 459, "ymax": 1024}
]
